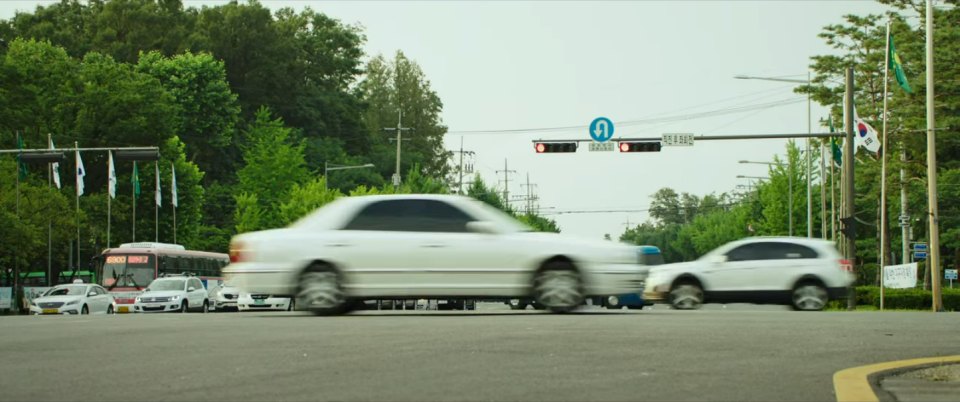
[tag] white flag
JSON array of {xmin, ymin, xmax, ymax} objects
[
  {"xmin": 49, "ymin": 137, "xmax": 61, "ymax": 189},
  {"xmin": 853, "ymin": 106, "xmax": 881, "ymax": 154},
  {"xmin": 155, "ymin": 163, "xmax": 162, "ymax": 207},
  {"xmin": 108, "ymin": 151, "xmax": 117, "ymax": 199},
  {"xmin": 171, "ymin": 162, "xmax": 178, "ymax": 208},
  {"xmin": 75, "ymin": 149, "xmax": 85, "ymax": 196}
]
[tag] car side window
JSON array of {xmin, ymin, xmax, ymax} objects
[
  {"xmin": 725, "ymin": 243, "xmax": 767, "ymax": 262},
  {"xmin": 768, "ymin": 243, "xmax": 819, "ymax": 259},
  {"xmin": 191, "ymin": 279, "xmax": 203, "ymax": 290},
  {"xmin": 343, "ymin": 200, "xmax": 475, "ymax": 233}
]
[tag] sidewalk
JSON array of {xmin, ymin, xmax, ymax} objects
[{"xmin": 878, "ymin": 363, "xmax": 960, "ymax": 402}]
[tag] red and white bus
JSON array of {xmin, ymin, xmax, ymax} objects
[{"xmin": 95, "ymin": 243, "xmax": 229, "ymax": 313}]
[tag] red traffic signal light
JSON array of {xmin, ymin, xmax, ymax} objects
[
  {"xmin": 534, "ymin": 142, "xmax": 577, "ymax": 153},
  {"xmin": 618, "ymin": 141, "xmax": 662, "ymax": 152}
]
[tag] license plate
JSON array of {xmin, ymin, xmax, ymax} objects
[
  {"xmin": 42, "ymin": 309, "xmax": 58, "ymax": 314},
  {"xmin": 254, "ymin": 299, "xmax": 265, "ymax": 305},
  {"xmin": 118, "ymin": 306, "xmax": 129, "ymax": 313}
]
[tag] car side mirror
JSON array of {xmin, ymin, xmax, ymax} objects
[
  {"xmin": 187, "ymin": 287, "xmax": 196, "ymax": 292},
  {"xmin": 708, "ymin": 255, "xmax": 728, "ymax": 264},
  {"xmin": 466, "ymin": 221, "xmax": 498, "ymax": 235}
]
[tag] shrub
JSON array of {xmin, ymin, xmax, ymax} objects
[{"xmin": 848, "ymin": 286, "xmax": 960, "ymax": 311}]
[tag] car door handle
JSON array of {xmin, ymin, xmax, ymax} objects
[
  {"xmin": 420, "ymin": 244, "xmax": 447, "ymax": 248},
  {"xmin": 326, "ymin": 243, "xmax": 352, "ymax": 248}
]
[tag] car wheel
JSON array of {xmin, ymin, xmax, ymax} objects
[
  {"xmin": 507, "ymin": 299, "xmax": 525, "ymax": 310},
  {"xmin": 201, "ymin": 300, "xmax": 209, "ymax": 313},
  {"xmin": 81, "ymin": 305, "xmax": 89, "ymax": 315},
  {"xmin": 669, "ymin": 281, "xmax": 704, "ymax": 310},
  {"xmin": 297, "ymin": 264, "xmax": 346, "ymax": 316},
  {"xmin": 107, "ymin": 305, "xmax": 114, "ymax": 314},
  {"xmin": 791, "ymin": 282, "xmax": 829, "ymax": 311},
  {"xmin": 533, "ymin": 263, "xmax": 584, "ymax": 313},
  {"xmin": 180, "ymin": 301, "xmax": 188, "ymax": 313}
]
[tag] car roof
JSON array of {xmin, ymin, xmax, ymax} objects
[{"xmin": 734, "ymin": 236, "xmax": 835, "ymax": 248}]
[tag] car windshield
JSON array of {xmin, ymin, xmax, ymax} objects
[
  {"xmin": 147, "ymin": 280, "xmax": 185, "ymax": 292},
  {"xmin": 43, "ymin": 286, "xmax": 87, "ymax": 297}
]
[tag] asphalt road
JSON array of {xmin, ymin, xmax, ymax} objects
[{"xmin": 1, "ymin": 305, "xmax": 957, "ymax": 402}]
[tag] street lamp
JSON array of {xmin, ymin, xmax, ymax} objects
[
  {"xmin": 324, "ymin": 162, "xmax": 375, "ymax": 190},
  {"xmin": 739, "ymin": 159, "xmax": 795, "ymax": 237},
  {"xmin": 735, "ymin": 73, "xmax": 813, "ymax": 238}
]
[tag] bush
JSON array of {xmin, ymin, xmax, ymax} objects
[{"xmin": 849, "ymin": 286, "xmax": 960, "ymax": 311}]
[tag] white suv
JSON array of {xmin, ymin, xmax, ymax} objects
[
  {"xmin": 643, "ymin": 237, "xmax": 854, "ymax": 311},
  {"xmin": 134, "ymin": 276, "xmax": 210, "ymax": 313}
]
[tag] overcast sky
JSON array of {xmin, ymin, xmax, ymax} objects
[{"xmin": 1, "ymin": 0, "xmax": 893, "ymax": 239}]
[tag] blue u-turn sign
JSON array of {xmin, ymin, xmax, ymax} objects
[{"xmin": 589, "ymin": 117, "xmax": 614, "ymax": 143}]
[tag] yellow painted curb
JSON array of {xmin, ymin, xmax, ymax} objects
[{"xmin": 834, "ymin": 355, "xmax": 960, "ymax": 402}]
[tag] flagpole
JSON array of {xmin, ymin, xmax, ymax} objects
[
  {"xmin": 15, "ymin": 132, "xmax": 21, "ymax": 313},
  {"xmin": 133, "ymin": 161, "xmax": 136, "ymax": 243},
  {"xmin": 47, "ymin": 134, "xmax": 52, "ymax": 286},
  {"xmin": 107, "ymin": 152, "xmax": 112, "ymax": 249},
  {"xmin": 880, "ymin": 19, "xmax": 891, "ymax": 311},
  {"xmin": 75, "ymin": 142, "xmax": 80, "ymax": 278},
  {"xmin": 172, "ymin": 162, "xmax": 177, "ymax": 245},
  {"xmin": 155, "ymin": 162, "xmax": 159, "ymax": 243}
]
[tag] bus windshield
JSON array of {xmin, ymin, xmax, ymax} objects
[{"xmin": 102, "ymin": 255, "xmax": 155, "ymax": 289}]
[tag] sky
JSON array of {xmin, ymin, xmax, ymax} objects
[{"xmin": 0, "ymin": 0, "xmax": 896, "ymax": 239}]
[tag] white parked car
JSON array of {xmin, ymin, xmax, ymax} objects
[
  {"xmin": 133, "ymin": 276, "xmax": 210, "ymax": 313},
  {"xmin": 214, "ymin": 282, "xmax": 240, "ymax": 311},
  {"xmin": 643, "ymin": 237, "xmax": 855, "ymax": 311},
  {"xmin": 30, "ymin": 282, "xmax": 116, "ymax": 315},
  {"xmin": 237, "ymin": 293, "xmax": 294, "ymax": 311},
  {"xmin": 224, "ymin": 195, "xmax": 648, "ymax": 315}
]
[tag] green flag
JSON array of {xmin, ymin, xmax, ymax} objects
[
  {"xmin": 829, "ymin": 116, "xmax": 842, "ymax": 167},
  {"xmin": 16, "ymin": 134, "xmax": 28, "ymax": 179},
  {"xmin": 889, "ymin": 33, "xmax": 912, "ymax": 94},
  {"xmin": 132, "ymin": 161, "xmax": 141, "ymax": 197}
]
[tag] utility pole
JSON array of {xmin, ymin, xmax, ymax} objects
[
  {"xmin": 807, "ymin": 71, "xmax": 813, "ymax": 238},
  {"xmin": 521, "ymin": 173, "xmax": 538, "ymax": 214},
  {"xmin": 925, "ymin": 0, "xmax": 943, "ymax": 312},
  {"xmin": 383, "ymin": 109, "xmax": 412, "ymax": 189},
  {"xmin": 900, "ymin": 149, "xmax": 909, "ymax": 264},
  {"xmin": 453, "ymin": 136, "xmax": 475, "ymax": 195},
  {"xmin": 844, "ymin": 67, "xmax": 857, "ymax": 311},
  {"xmin": 496, "ymin": 159, "xmax": 517, "ymax": 206}
]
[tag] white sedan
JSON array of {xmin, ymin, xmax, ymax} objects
[
  {"xmin": 30, "ymin": 282, "xmax": 116, "ymax": 315},
  {"xmin": 224, "ymin": 195, "xmax": 649, "ymax": 315},
  {"xmin": 643, "ymin": 237, "xmax": 855, "ymax": 311}
]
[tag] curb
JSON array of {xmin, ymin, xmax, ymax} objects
[{"xmin": 834, "ymin": 355, "xmax": 960, "ymax": 402}]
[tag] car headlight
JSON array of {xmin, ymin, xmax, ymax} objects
[
  {"xmin": 216, "ymin": 290, "xmax": 222, "ymax": 298},
  {"xmin": 65, "ymin": 299, "xmax": 79, "ymax": 306},
  {"xmin": 171, "ymin": 295, "xmax": 180, "ymax": 301},
  {"xmin": 135, "ymin": 297, "xmax": 141, "ymax": 303}
]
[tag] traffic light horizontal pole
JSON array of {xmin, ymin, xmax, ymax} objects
[
  {"xmin": 0, "ymin": 146, "xmax": 159, "ymax": 154},
  {"xmin": 532, "ymin": 132, "xmax": 842, "ymax": 143}
]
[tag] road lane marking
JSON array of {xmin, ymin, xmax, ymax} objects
[{"xmin": 833, "ymin": 355, "xmax": 960, "ymax": 402}]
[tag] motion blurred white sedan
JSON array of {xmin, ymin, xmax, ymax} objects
[
  {"xmin": 224, "ymin": 195, "xmax": 649, "ymax": 315},
  {"xmin": 30, "ymin": 282, "xmax": 116, "ymax": 315}
]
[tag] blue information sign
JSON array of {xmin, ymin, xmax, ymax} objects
[
  {"xmin": 589, "ymin": 117, "xmax": 614, "ymax": 143},
  {"xmin": 914, "ymin": 243, "xmax": 928, "ymax": 252},
  {"xmin": 914, "ymin": 251, "xmax": 928, "ymax": 260}
]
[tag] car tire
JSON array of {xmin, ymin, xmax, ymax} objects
[
  {"xmin": 791, "ymin": 281, "xmax": 829, "ymax": 311},
  {"xmin": 297, "ymin": 263, "xmax": 347, "ymax": 316},
  {"xmin": 507, "ymin": 299, "xmax": 526, "ymax": 310},
  {"xmin": 201, "ymin": 300, "xmax": 209, "ymax": 313},
  {"xmin": 533, "ymin": 262, "xmax": 584, "ymax": 313},
  {"xmin": 669, "ymin": 281, "xmax": 704, "ymax": 310},
  {"xmin": 180, "ymin": 301, "xmax": 188, "ymax": 313},
  {"xmin": 81, "ymin": 305, "xmax": 89, "ymax": 315},
  {"xmin": 107, "ymin": 305, "xmax": 114, "ymax": 314}
]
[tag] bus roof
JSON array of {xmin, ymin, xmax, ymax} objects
[{"xmin": 119, "ymin": 242, "xmax": 185, "ymax": 250}]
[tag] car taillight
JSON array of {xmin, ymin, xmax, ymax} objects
[
  {"xmin": 839, "ymin": 259, "xmax": 852, "ymax": 272},
  {"xmin": 229, "ymin": 241, "xmax": 246, "ymax": 263}
]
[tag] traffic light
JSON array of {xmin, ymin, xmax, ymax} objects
[
  {"xmin": 618, "ymin": 141, "xmax": 662, "ymax": 152},
  {"xmin": 840, "ymin": 217, "xmax": 855, "ymax": 239},
  {"xmin": 534, "ymin": 142, "xmax": 577, "ymax": 153}
]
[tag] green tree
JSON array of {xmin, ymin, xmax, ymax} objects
[{"xmin": 278, "ymin": 177, "xmax": 342, "ymax": 226}]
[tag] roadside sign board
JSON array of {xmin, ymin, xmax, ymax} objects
[
  {"xmin": 946, "ymin": 269, "xmax": 958, "ymax": 280},
  {"xmin": 913, "ymin": 243, "xmax": 928, "ymax": 252},
  {"xmin": 588, "ymin": 142, "xmax": 614, "ymax": 152},
  {"xmin": 662, "ymin": 133, "xmax": 695, "ymax": 146},
  {"xmin": 913, "ymin": 251, "xmax": 928, "ymax": 260},
  {"xmin": 589, "ymin": 117, "xmax": 614, "ymax": 143}
]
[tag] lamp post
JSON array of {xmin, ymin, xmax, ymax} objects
[
  {"xmin": 324, "ymin": 163, "xmax": 375, "ymax": 190},
  {"xmin": 740, "ymin": 159, "xmax": 794, "ymax": 236},
  {"xmin": 735, "ymin": 74, "xmax": 813, "ymax": 238}
]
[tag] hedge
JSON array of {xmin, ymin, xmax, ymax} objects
[{"xmin": 847, "ymin": 286, "xmax": 960, "ymax": 311}]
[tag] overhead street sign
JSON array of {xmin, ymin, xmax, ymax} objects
[
  {"xmin": 589, "ymin": 142, "xmax": 614, "ymax": 152},
  {"xmin": 589, "ymin": 117, "xmax": 614, "ymax": 143},
  {"xmin": 662, "ymin": 133, "xmax": 695, "ymax": 146}
]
